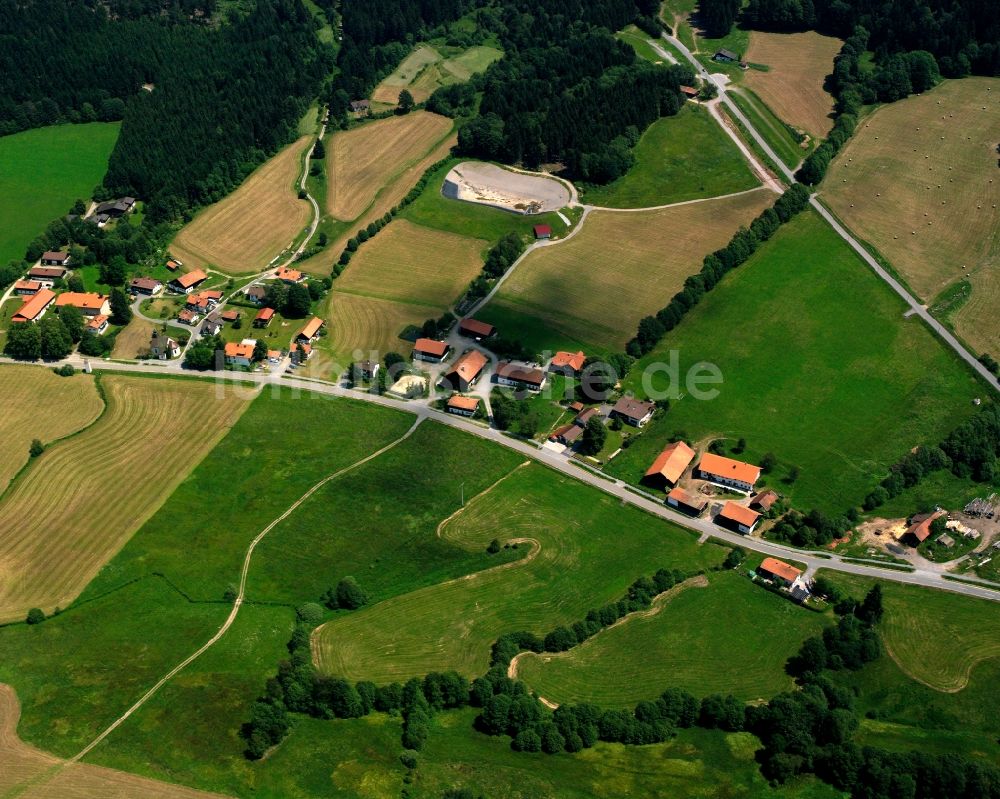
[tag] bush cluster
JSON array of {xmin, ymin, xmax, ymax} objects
[{"xmin": 626, "ymin": 184, "xmax": 811, "ymax": 358}]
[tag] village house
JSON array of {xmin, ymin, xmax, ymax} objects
[
  {"xmin": 168, "ymin": 269, "xmax": 209, "ymax": 294},
  {"xmin": 185, "ymin": 290, "xmax": 222, "ymax": 313},
  {"xmin": 533, "ymin": 224, "xmax": 552, "ymax": 240},
  {"xmin": 27, "ymin": 266, "xmax": 67, "ymax": 284},
  {"xmin": 86, "ymin": 314, "xmax": 110, "ymax": 336},
  {"xmin": 697, "ymin": 452, "xmax": 761, "ymax": 493},
  {"xmin": 178, "ymin": 309, "xmax": 200, "ymax": 326},
  {"xmin": 904, "ymin": 509, "xmax": 947, "ymax": 545},
  {"xmin": 224, "ymin": 341, "xmax": 255, "ymax": 368},
  {"xmin": 130, "ymin": 277, "xmax": 163, "ymax": 296},
  {"xmin": 55, "ymin": 292, "xmax": 110, "ymax": 316},
  {"xmin": 443, "ymin": 349, "xmax": 488, "ymax": 393},
  {"xmin": 446, "ymin": 394, "xmax": 480, "ymax": 417},
  {"xmin": 666, "ymin": 486, "xmax": 708, "ymax": 516},
  {"xmin": 275, "ymin": 266, "xmax": 305, "ymax": 284},
  {"xmin": 758, "ymin": 557, "xmax": 811, "ymax": 601},
  {"xmin": 715, "ymin": 501, "xmax": 761, "ymax": 535},
  {"xmin": 40, "ymin": 250, "xmax": 71, "ymax": 266},
  {"xmin": 494, "ymin": 361, "xmax": 547, "ymax": 392},
  {"xmin": 459, "ymin": 318, "xmax": 495, "ymax": 340},
  {"xmin": 291, "ymin": 341, "xmax": 312, "ymax": 364},
  {"xmin": 92, "ymin": 197, "xmax": 136, "ymax": 219},
  {"xmin": 221, "ymin": 309, "xmax": 241, "ymax": 324},
  {"xmin": 165, "ymin": 259, "xmax": 182, "ymax": 271},
  {"xmin": 749, "ymin": 489, "xmax": 779, "ymax": 513},
  {"xmin": 296, "ymin": 316, "xmax": 324, "ymax": 344},
  {"xmin": 610, "ymin": 396, "xmax": 655, "ymax": 427},
  {"xmin": 150, "ymin": 330, "xmax": 180, "ymax": 360},
  {"xmin": 643, "ymin": 440, "xmax": 696, "ymax": 489},
  {"xmin": 202, "ymin": 315, "xmax": 223, "ymax": 336},
  {"xmin": 412, "ymin": 338, "xmax": 450, "ymax": 363},
  {"xmin": 350, "ymin": 99, "xmax": 371, "ymax": 114},
  {"xmin": 549, "ymin": 350, "xmax": 586, "ymax": 376},
  {"xmin": 13, "ymin": 280, "xmax": 41, "ymax": 296},
  {"xmin": 245, "ymin": 285, "xmax": 266, "ymax": 304},
  {"xmin": 11, "ymin": 288, "xmax": 56, "ymax": 323},
  {"xmin": 267, "ymin": 349, "xmax": 282, "ymax": 365},
  {"xmin": 357, "ymin": 360, "xmax": 379, "ymax": 381},
  {"xmin": 253, "ymin": 307, "xmax": 275, "ymax": 328},
  {"xmin": 549, "ymin": 422, "xmax": 584, "ymax": 446}
]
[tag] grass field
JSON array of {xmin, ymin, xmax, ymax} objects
[
  {"xmin": 0, "ymin": 375, "xmax": 248, "ymax": 621},
  {"xmin": 335, "ymin": 219, "xmax": 488, "ymax": 308},
  {"xmin": 170, "ymin": 135, "xmax": 313, "ymax": 274},
  {"xmin": 517, "ymin": 571, "xmax": 825, "ymax": 706},
  {"xmin": 371, "ymin": 44, "xmax": 501, "ymax": 105},
  {"xmin": 821, "ymin": 77, "xmax": 1000, "ymax": 358},
  {"xmin": 744, "ymin": 32, "xmax": 842, "ymax": 138},
  {"xmin": 400, "ymin": 157, "xmax": 569, "ymax": 242},
  {"xmin": 580, "ymin": 105, "xmax": 760, "ymax": 208},
  {"xmin": 0, "ymin": 365, "xmax": 105, "ymax": 494},
  {"xmin": 327, "ymin": 112, "xmax": 454, "ymax": 221},
  {"xmin": 313, "ymin": 458, "xmax": 727, "ymax": 682},
  {"xmin": 728, "ymin": 87, "xmax": 807, "ymax": 169},
  {"xmin": 111, "ymin": 317, "xmax": 155, "ymax": 358},
  {"xmin": 0, "ymin": 122, "xmax": 119, "ymax": 265},
  {"xmin": 610, "ymin": 210, "xmax": 983, "ymax": 515},
  {"xmin": 481, "ymin": 188, "xmax": 774, "ymax": 352}
]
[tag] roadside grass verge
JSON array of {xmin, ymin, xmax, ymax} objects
[
  {"xmin": 728, "ymin": 87, "xmax": 806, "ymax": 169},
  {"xmin": 610, "ymin": 210, "xmax": 982, "ymax": 515}
]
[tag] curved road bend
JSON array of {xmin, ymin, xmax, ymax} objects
[
  {"xmin": 25, "ymin": 355, "xmax": 1000, "ymax": 607},
  {"xmin": 657, "ymin": 33, "xmax": 1000, "ymax": 392}
]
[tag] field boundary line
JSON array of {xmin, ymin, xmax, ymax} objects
[
  {"xmin": 586, "ymin": 184, "xmax": 774, "ymax": 213},
  {"xmin": 435, "ymin": 460, "xmax": 532, "ymax": 539},
  {"xmin": 64, "ymin": 417, "xmax": 424, "ymax": 767}
]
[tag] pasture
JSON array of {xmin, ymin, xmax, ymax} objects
[
  {"xmin": 743, "ymin": 32, "xmax": 842, "ymax": 138},
  {"xmin": 0, "ymin": 365, "xmax": 104, "ymax": 494},
  {"xmin": 728, "ymin": 87, "xmax": 807, "ymax": 169},
  {"xmin": 821, "ymin": 77, "xmax": 1000, "ymax": 358},
  {"xmin": 0, "ymin": 122, "xmax": 119, "ymax": 265},
  {"xmin": 326, "ymin": 112, "xmax": 454, "ymax": 221},
  {"xmin": 484, "ymin": 188, "xmax": 774, "ymax": 351},
  {"xmin": 170, "ymin": 135, "xmax": 312, "ymax": 274},
  {"xmin": 312, "ymin": 458, "xmax": 726, "ymax": 683},
  {"xmin": 0, "ymin": 375, "xmax": 248, "ymax": 621},
  {"xmin": 334, "ymin": 219, "xmax": 488, "ymax": 308},
  {"xmin": 581, "ymin": 106, "xmax": 760, "ymax": 207},
  {"xmin": 372, "ymin": 44, "xmax": 501, "ymax": 105},
  {"xmin": 516, "ymin": 572, "xmax": 826, "ymax": 706},
  {"xmin": 612, "ymin": 210, "xmax": 983, "ymax": 515},
  {"xmin": 311, "ymin": 291, "xmax": 439, "ymax": 369}
]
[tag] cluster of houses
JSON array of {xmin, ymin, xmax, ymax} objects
[{"xmin": 8, "ymin": 258, "xmax": 113, "ymax": 337}]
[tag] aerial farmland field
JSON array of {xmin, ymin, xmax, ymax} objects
[
  {"xmin": 170, "ymin": 135, "xmax": 313, "ymax": 274},
  {"xmin": 480, "ymin": 188, "xmax": 774, "ymax": 352},
  {"xmin": 821, "ymin": 77, "xmax": 1000, "ymax": 358},
  {"xmin": 371, "ymin": 44, "xmax": 501, "ymax": 105},
  {"xmin": 0, "ymin": 122, "xmax": 119, "ymax": 265}
]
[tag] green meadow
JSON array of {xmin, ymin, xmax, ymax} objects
[
  {"xmin": 610, "ymin": 210, "xmax": 983, "ymax": 515},
  {"xmin": 580, "ymin": 105, "xmax": 760, "ymax": 208},
  {"xmin": 0, "ymin": 122, "xmax": 120, "ymax": 264}
]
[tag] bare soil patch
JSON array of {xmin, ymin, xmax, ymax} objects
[{"xmin": 444, "ymin": 161, "xmax": 572, "ymax": 214}]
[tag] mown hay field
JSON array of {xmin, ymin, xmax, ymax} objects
[
  {"xmin": 372, "ymin": 44, "xmax": 502, "ymax": 105},
  {"xmin": 612, "ymin": 210, "xmax": 983, "ymax": 515},
  {"xmin": 0, "ymin": 122, "xmax": 120, "ymax": 265},
  {"xmin": 335, "ymin": 219, "xmax": 487, "ymax": 308},
  {"xmin": 0, "ymin": 365, "xmax": 105, "ymax": 494},
  {"xmin": 0, "ymin": 375, "xmax": 248, "ymax": 621},
  {"xmin": 170, "ymin": 135, "xmax": 312, "ymax": 274},
  {"xmin": 326, "ymin": 112, "xmax": 454, "ymax": 221},
  {"xmin": 744, "ymin": 31, "xmax": 842, "ymax": 138},
  {"xmin": 485, "ymin": 188, "xmax": 774, "ymax": 351},
  {"xmin": 111, "ymin": 317, "xmax": 154, "ymax": 359},
  {"xmin": 0, "ymin": 684, "xmax": 233, "ymax": 799},
  {"xmin": 516, "ymin": 571, "xmax": 827, "ymax": 706},
  {"xmin": 822, "ymin": 77, "xmax": 1000, "ymax": 357},
  {"xmin": 310, "ymin": 291, "xmax": 439, "ymax": 370},
  {"xmin": 312, "ymin": 458, "xmax": 727, "ymax": 683}
]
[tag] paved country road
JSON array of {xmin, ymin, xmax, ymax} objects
[
  {"xmin": 11, "ymin": 354, "xmax": 997, "ymax": 606},
  {"xmin": 658, "ymin": 33, "xmax": 1000, "ymax": 393}
]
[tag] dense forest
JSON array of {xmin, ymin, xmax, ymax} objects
[
  {"xmin": 740, "ymin": 0, "xmax": 999, "ymax": 76},
  {"xmin": 0, "ymin": 0, "xmax": 329, "ymax": 220}
]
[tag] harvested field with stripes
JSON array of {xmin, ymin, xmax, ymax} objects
[
  {"xmin": 326, "ymin": 112, "xmax": 453, "ymax": 221},
  {"xmin": 0, "ymin": 365, "xmax": 105, "ymax": 494},
  {"xmin": 371, "ymin": 44, "xmax": 501, "ymax": 105},
  {"xmin": 485, "ymin": 188, "xmax": 774, "ymax": 350},
  {"xmin": 0, "ymin": 375, "xmax": 248, "ymax": 621},
  {"xmin": 170, "ymin": 135, "xmax": 313, "ymax": 274},
  {"xmin": 743, "ymin": 31, "xmax": 842, "ymax": 138}
]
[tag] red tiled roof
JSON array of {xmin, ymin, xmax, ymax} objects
[
  {"xmin": 28, "ymin": 266, "xmax": 66, "ymax": 279},
  {"xmin": 173, "ymin": 269, "xmax": 208, "ymax": 288},
  {"xmin": 645, "ymin": 440, "xmax": 696, "ymax": 484},
  {"xmin": 447, "ymin": 350, "xmax": 488, "ymax": 383},
  {"xmin": 760, "ymin": 557, "xmax": 802, "ymax": 583},
  {"xmin": 719, "ymin": 501, "xmax": 761, "ymax": 528},
  {"xmin": 551, "ymin": 350, "xmax": 586, "ymax": 372},
  {"xmin": 459, "ymin": 318, "xmax": 495, "ymax": 337},
  {"xmin": 86, "ymin": 314, "xmax": 108, "ymax": 330},
  {"xmin": 255, "ymin": 307, "xmax": 275, "ymax": 321},
  {"xmin": 55, "ymin": 292, "xmax": 107, "ymax": 311},
  {"xmin": 414, "ymin": 338, "xmax": 449, "ymax": 357},
  {"xmin": 533, "ymin": 224, "xmax": 552, "ymax": 237},
  {"xmin": 298, "ymin": 317, "xmax": 324, "ymax": 340},
  {"xmin": 225, "ymin": 341, "xmax": 255, "ymax": 359},
  {"xmin": 906, "ymin": 510, "xmax": 946, "ymax": 542},
  {"xmin": 699, "ymin": 453, "xmax": 761, "ymax": 486},
  {"xmin": 750, "ymin": 489, "xmax": 779, "ymax": 511},
  {"xmin": 12, "ymin": 289, "xmax": 56, "ymax": 322},
  {"xmin": 130, "ymin": 277, "xmax": 161, "ymax": 291},
  {"xmin": 447, "ymin": 395, "xmax": 480, "ymax": 412},
  {"xmin": 41, "ymin": 250, "xmax": 68, "ymax": 261},
  {"xmin": 13, "ymin": 280, "xmax": 40, "ymax": 292},
  {"xmin": 667, "ymin": 486, "xmax": 706, "ymax": 509}
]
